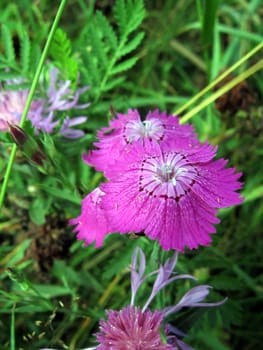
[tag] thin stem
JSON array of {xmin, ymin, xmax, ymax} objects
[
  {"xmin": 174, "ymin": 42, "xmax": 263, "ymax": 116},
  {"xmin": 180, "ymin": 59, "xmax": 263, "ymax": 123},
  {"xmin": 10, "ymin": 303, "xmax": 16, "ymax": 350},
  {"xmin": 0, "ymin": 0, "xmax": 67, "ymax": 212}
]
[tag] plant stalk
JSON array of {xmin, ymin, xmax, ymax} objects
[{"xmin": 0, "ymin": 0, "xmax": 67, "ymax": 212}]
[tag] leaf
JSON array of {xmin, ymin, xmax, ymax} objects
[
  {"xmin": 0, "ymin": 70, "xmax": 22, "ymax": 80},
  {"xmin": 95, "ymin": 11, "xmax": 118, "ymax": 49},
  {"xmin": 33, "ymin": 284, "xmax": 72, "ymax": 298},
  {"xmin": 101, "ymin": 76, "xmax": 126, "ymax": 91},
  {"xmin": 80, "ymin": 0, "xmax": 145, "ymax": 100},
  {"xmin": 113, "ymin": 0, "xmax": 127, "ymax": 34},
  {"xmin": 30, "ymin": 42, "xmax": 41, "ymax": 73},
  {"xmin": 118, "ymin": 31, "xmax": 145, "ymax": 58},
  {"xmin": 125, "ymin": 0, "xmax": 145, "ymax": 35},
  {"xmin": 0, "ymin": 239, "xmax": 32, "ymax": 267},
  {"xmin": 201, "ymin": 0, "xmax": 220, "ymax": 47},
  {"xmin": 49, "ymin": 27, "xmax": 78, "ymax": 83},
  {"xmin": 1, "ymin": 24, "xmax": 15, "ymax": 64},
  {"xmin": 29, "ymin": 196, "xmax": 47, "ymax": 225},
  {"xmin": 37, "ymin": 184, "xmax": 81, "ymax": 205},
  {"xmin": 49, "ymin": 28, "xmax": 72, "ymax": 59},
  {"xmin": 81, "ymin": 50, "xmax": 101, "ymax": 86},
  {"xmin": 88, "ymin": 24, "xmax": 108, "ymax": 70},
  {"xmin": 20, "ymin": 31, "xmax": 31, "ymax": 74},
  {"xmin": 111, "ymin": 56, "xmax": 138, "ymax": 75}
]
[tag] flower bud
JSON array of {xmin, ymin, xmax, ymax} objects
[
  {"xmin": 8, "ymin": 122, "xmax": 46, "ymax": 166},
  {"xmin": 7, "ymin": 122, "xmax": 27, "ymax": 146}
]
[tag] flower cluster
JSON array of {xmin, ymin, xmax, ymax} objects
[
  {"xmin": 0, "ymin": 68, "xmax": 89, "ymax": 138},
  {"xmin": 39, "ymin": 247, "xmax": 225, "ymax": 350},
  {"xmin": 70, "ymin": 109, "xmax": 243, "ymax": 252}
]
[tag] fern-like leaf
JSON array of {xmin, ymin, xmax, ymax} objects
[
  {"xmin": 81, "ymin": 50, "xmax": 101, "ymax": 87},
  {"xmin": 102, "ymin": 76, "xmax": 126, "ymax": 92},
  {"xmin": 80, "ymin": 0, "xmax": 145, "ymax": 103},
  {"xmin": 113, "ymin": 0, "xmax": 127, "ymax": 34},
  {"xmin": 49, "ymin": 28, "xmax": 71, "ymax": 59},
  {"xmin": 111, "ymin": 57, "xmax": 138, "ymax": 75},
  {"xmin": 95, "ymin": 11, "xmax": 118, "ymax": 50},
  {"xmin": 0, "ymin": 27, "xmax": 40, "ymax": 80},
  {"xmin": 20, "ymin": 31, "xmax": 31, "ymax": 75},
  {"xmin": 88, "ymin": 22, "xmax": 108, "ymax": 70},
  {"xmin": 30, "ymin": 43, "xmax": 41, "ymax": 74},
  {"xmin": 0, "ymin": 70, "xmax": 22, "ymax": 81},
  {"xmin": 114, "ymin": 0, "xmax": 145, "ymax": 36},
  {"xmin": 1, "ymin": 24, "xmax": 16, "ymax": 65},
  {"xmin": 124, "ymin": 0, "xmax": 145, "ymax": 35},
  {"xmin": 49, "ymin": 28, "xmax": 79, "ymax": 84},
  {"xmin": 118, "ymin": 32, "xmax": 145, "ymax": 58}
]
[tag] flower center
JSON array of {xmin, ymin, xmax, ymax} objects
[
  {"xmin": 154, "ymin": 163, "xmax": 188, "ymax": 186},
  {"xmin": 139, "ymin": 152, "xmax": 198, "ymax": 201},
  {"xmin": 124, "ymin": 118, "xmax": 164, "ymax": 143}
]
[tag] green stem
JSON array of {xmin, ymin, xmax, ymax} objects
[
  {"xmin": 10, "ymin": 303, "xmax": 16, "ymax": 350},
  {"xmin": 0, "ymin": 0, "xmax": 67, "ymax": 212},
  {"xmin": 174, "ymin": 42, "xmax": 263, "ymax": 116},
  {"xmin": 180, "ymin": 59, "xmax": 263, "ymax": 123}
]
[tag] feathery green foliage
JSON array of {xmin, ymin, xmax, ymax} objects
[
  {"xmin": 49, "ymin": 28, "xmax": 79, "ymax": 84},
  {"xmin": 80, "ymin": 0, "xmax": 145, "ymax": 102},
  {"xmin": 0, "ymin": 24, "xmax": 41, "ymax": 83},
  {"xmin": 0, "ymin": 24, "xmax": 16, "ymax": 66}
]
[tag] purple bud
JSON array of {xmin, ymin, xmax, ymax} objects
[{"xmin": 8, "ymin": 122, "xmax": 28, "ymax": 146}]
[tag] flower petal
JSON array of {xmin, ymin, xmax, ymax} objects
[{"xmin": 69, "ymin": 188, "xmax": 110, "ymax": 247}]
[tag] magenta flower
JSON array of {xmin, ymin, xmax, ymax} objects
[
  {"xmin": 100, "ymin": 141, "xmax": 243, "ymax": 251},
  {"xmin": 84, "ymin": 109, "xmax": 197, "ymax": 173},
  {"xmin": 70, "ymin": 108, "xmax": 243, "ymax": 251},
  {"xmin": 95, "ymin": 247, "xmax": 225, "ymax": 350}
]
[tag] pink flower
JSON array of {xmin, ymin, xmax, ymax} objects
[
  {"xmin": 70, "ymin": 109, "xmax": 243, "ymax": 251},
  {"xmin": 0, "ymin": 90, "xmax": 44, "ymax": 131},
  {"xmin": 96, "ymin": 306, "xmax": 171, "ymax": 350},
  {"xmin": 84, "ymin": 109, "xmax": 197, "ymax": 173},
  {"xmin": 69, "ymin": 187, "xmax": 109, "ymax": 248},
  {"xmin": 100, "ymin": 141, "xmax": 243, "ymax": 251}
]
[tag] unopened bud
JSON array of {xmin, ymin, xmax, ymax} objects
[
  {"xmin": 7, "ymin": 122, "xmax": 47, "ymax": 167},
  {"xmin": 31, "ymin": 149, "xmax": 46, "ymax": 167},
  {"xmin": 7, "ymin": 122, "xmax": 28, "ymax": 146}
]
